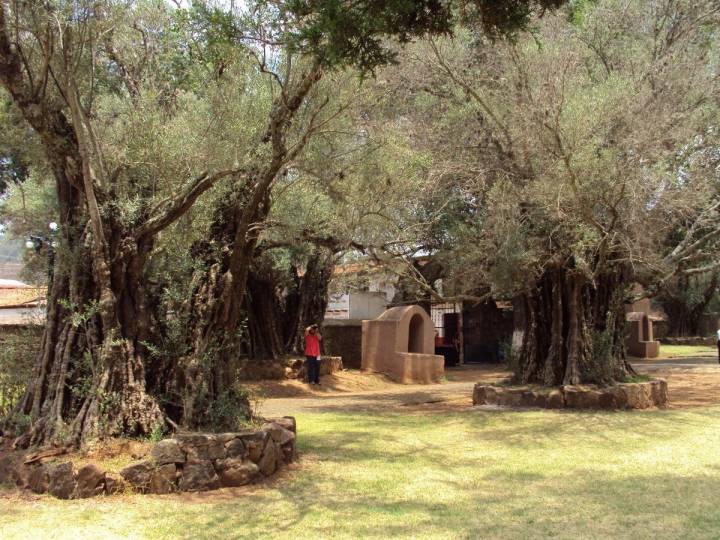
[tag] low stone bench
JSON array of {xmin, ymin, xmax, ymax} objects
[
  {"xmin": 473, "ymin": 380, "xmax": 668, "ymax": 410},
  {"xmin": 1, "ymin": 417, "xmax": 297, "ymax": 499}
]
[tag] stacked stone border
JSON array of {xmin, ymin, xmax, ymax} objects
[
  {"xmin": 473, "ymin": 380, "xmax": 668, "ymax": 410},
  {"xmin": 0, "ymin": 417, "xmax": 297, "ymax": 499}
]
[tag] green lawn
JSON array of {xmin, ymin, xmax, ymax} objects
[
  {"xmin": 657, "ymin": 345, "xmax": 716, "ymax": 358},
  {"xmin": 3, "ymin": 407, "xmax": 720, "ymax": 539}
]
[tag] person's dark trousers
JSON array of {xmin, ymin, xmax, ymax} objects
[
  {"xmin": 306, "ymin": 355, "xmax": 320, "ymax": 384},
  {"xmin": 717, "ymin": 340, "xmax": 720, "ymax": 364}
]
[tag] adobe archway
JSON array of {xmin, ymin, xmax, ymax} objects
[
  {"xmin": 408, "ymin": 313, "xmax": 424, "ymax": 353},
  {"xmin": 361, "ymin": 305, "xmax": 444, "ymax": 383}
]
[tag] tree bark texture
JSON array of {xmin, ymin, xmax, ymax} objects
[
  {"xmin": 515, "ymin": 265, "xmax": 633, "ymax": 386},
  {"xmin": 177, "ymin": 63, "xmax": 324, "ymax": 427},
  {"xmin": 247, "ymin": 250, "xmax": 334, "ymax": 359},
  {"xmin": 659, "ymin": 273, "xmax": 718, "ymax": 337}
]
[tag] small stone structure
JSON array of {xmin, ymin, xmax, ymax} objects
[
  {"xmin": 473, "ymin": 380, "xmax": 668, "ymax": 410},
  {"xmin": 0, "ymin": 417, "xmax": 297, "ymax": 499},
  {"xmin": 626, "ymin": 298, "xmax": 660, "ymax": 358},
  {"xmin": 361, "ymin": 305, "xmax": 444, "ymax": 383}
]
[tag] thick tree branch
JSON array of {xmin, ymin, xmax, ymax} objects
[{"xmin": 138, "ymin": 168, "xmax": 244, "ymax": 239}]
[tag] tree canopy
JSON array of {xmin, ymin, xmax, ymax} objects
[{"xmin": 2, "ymin": 0, "xmax": 719, "ymax": 445}]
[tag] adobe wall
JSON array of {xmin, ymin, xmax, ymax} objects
[
  {"xmin": 362, "ymin": 305, "xmax": 444, "ymax": 383},
  {"xmin": 394, "ymin": 353, "xmax": 444, "ymax": 384},
  {"xmin": 361, "ymin": 319, "xmax": 397, "ymax": 373}
]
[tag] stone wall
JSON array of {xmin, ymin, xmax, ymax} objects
[
  {"xmin": 0, "ymin": 417, "xmax": 297, "ymax": 498},
  {"xmin": 473, "ymin": 381, "xmax": 668, "ymax": 410},
  {"xmin": 322, "ymin": 320, "xmax": 362, "ymax": 369}
]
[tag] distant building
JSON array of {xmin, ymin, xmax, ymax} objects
[{"xmin": 322, "ymin": 260, "xmax": 513, "ymax": 367}]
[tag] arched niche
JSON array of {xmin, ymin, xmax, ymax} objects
[{"xmin": 408, "ymin": 313, "xmax": 425, "ymax": 353}]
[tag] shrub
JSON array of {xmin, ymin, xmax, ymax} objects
[{"xmin": 0, "ymin": 326, "xmax": 40, "ymax": 432}]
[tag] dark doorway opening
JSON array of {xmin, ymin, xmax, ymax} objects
[{"xmin": 408, "ymin": 313, "xmax": 424, "ymax": 353}]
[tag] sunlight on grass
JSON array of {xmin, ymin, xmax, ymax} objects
[
  {"xmin": 658, "ymin": 345, "xmax": 715, "ymax": 358},
  {"xmin": 3, "ymin": 407, "xmax": 720, "ymax": 539}
]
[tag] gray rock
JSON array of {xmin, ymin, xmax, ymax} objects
[
  {"xmin": 651, "ymin": 379, "xmax": 668, "ymax": 407},
  {"xmin": 47, "ymin": 461, "xmax": 76, "ymax": 499},
  {"xmin": 519, "ymin": 391, "xmax": 536, "ymax": 407},
  {"xmin": 9, "ymin": 459, "xmax": 30, "ymax": 488},
  {"xmin": 483, "ymin": 386, "xmax": 501, "ymax": 405},
  {"xmin": 240, "ymin": 431, "xmax": 269, "ymax": 463},
  {"xmin": 270, "ymin": 417, "xmax": 296, "ymax": 434},
  {"xmin": 73, "ymin": 463, "xmax": 106, "ymax": 499},
  {"xmin": 104, "ymin": 472, "xmax": 128, "ymax": 495},
  {"xmin": 262, "ymin": 423, "xmax": 296, "ymax": 446},
  {"xmin": 563, "ymin": 386, "xmax": 601, "ymax": 409},
  {"xmin": 225, "ymin": 438, "xmax": 248, "ymax": 459},
  {"xmin": 176, "ymin": 434, "xmax": 226, "ymax": 461},
  {"xmin": 281, "ymin": 440, "xmax": 297, "ymax": 464},
  {"xmin": 546, "ymin": 389, "xmax": 565, "ymax": 409},
  {"xmin": 257, "ymin": 440, "xmax": 278, "ymax": 477},
  {"xmin": 178, "ymin": 460, "xmax": 220, "ymax": 492},
  {"xmin": 119, "ymin": 460, "xmax": 155, "ymax": 493},
  {"xmin": 531, "ymin": 391, "xmax": 548, "ymax": 408},
  {"xmin": 27, "ymin": 464, "xmax": 49, "ymax": 494},
  {"xmin": 216, "ymin": 458, "xmax": 259, "ymax": 487},
  {"xmin": 472, "ymin": 384, "xmax": 487, "ymax": 405},
  {"xmin": 0, "ymin": 454, "xmax": 15, "ymax": 485},
  {"xmin": 149, "ymin": 463, "xmax": 177, "ymax": 494},
  {"xmin": 151, "ymin": 439, "xmax": 186, "ymax": 465}
]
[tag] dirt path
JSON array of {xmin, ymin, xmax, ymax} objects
[
  {"xmin": 259, "ymin": 359, "xmax": 720, "ymax": 417},
  {"xmin": 258, "ymin": 366, "xmax": 508, "ymax": 416}
]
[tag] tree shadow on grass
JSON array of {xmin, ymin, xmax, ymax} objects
[
  {"xmin": 163, "ymin": 468, "xmax": 720, "ymax": 540},
  {"xmin": 296, "ymin": 407, "xmax": 720, "ymax": 463}
]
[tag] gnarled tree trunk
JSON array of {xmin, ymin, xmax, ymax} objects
[
  {"xmin": 177, "ymin": 62, "xmax": 324, "ymax": 427},
  {"xmin": 17, "ymin": 210, "xmax": 165, "ymax": 446},
  {"xmin": 515, "ymin": 264, "xmax": 633, "ymax": 386},
  {"xmin": 659, "ymin": 273, "xmax": 719, "ymax": 337},
  {"xmin": 246, "ymin": 249, "xmax": 334, "ymax": 359}
]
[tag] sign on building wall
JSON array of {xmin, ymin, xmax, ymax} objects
[{"xmin": 325, "ymin": 293, "xmax": 350, "ymax": 319}]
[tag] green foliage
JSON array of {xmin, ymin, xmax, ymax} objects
[
  {"xmin": 59, "ymin": 299, "xmax": 101, "ymax": 330},
  {"xmin": 279, "ymin": 0, "xmax": 566, "ymax": 72},
  {"xmin": 619, "ymin": 374, "xmax": 652, "ymax": 384},
  {"xmin": 65, "ymin": 351, "xmax": 96, "ymax": 410},
  {"xmin": 581, "ymin": 328, "xmax": 616, "ymax": 385},
  {"xmin": 147, "ymin": 423, "xmax": 166, "ymax": 443},
  {"xmin": 0, "ymin": 328, "xmax": 40, "ymax": 429}
]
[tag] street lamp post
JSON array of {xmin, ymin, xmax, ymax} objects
[{"xmin": 25, "ymin": 221, "xmax": 58, "ymax": 289}]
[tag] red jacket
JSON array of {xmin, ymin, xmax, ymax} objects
[{"xmin": 305, "ymin": 333, "xmax": 320, "ymax": 357}]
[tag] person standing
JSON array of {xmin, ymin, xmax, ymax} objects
[
  {"xmin": 305, "ymin": 324, "xmax": 322, "ymax": 385},
  {"xmin": 717, "ymin": 327, "xmax": 720, "ymax": 364}
]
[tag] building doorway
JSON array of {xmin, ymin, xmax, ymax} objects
[{"xmin": 431, "ymin": 302, "xmax": 462, "ymax": 366}]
